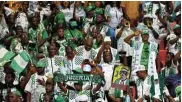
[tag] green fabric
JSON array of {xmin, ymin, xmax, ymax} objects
[
  {"xmin": 55, "ymin": 12, "xmax": 65, "ymax": 25},
  {"xmin": 73, "ymin": 67, "xmax": 83, "ymax": 74},
  {"xmin": 94, "ymin": 8, "xmax": 105, "ymax": 16},
  {"xmin": 150, "ymin": 75, "xmax": 164, "ymax": 100},
  {"xmin": 85, "ymin": 5, "xmax": 95, "ymax": 12},
  {"xmin": 142, "ymin": 29, "xmax": 149, "ymax": 35},
  {"xmin": 36, "ymin": 58, "xmax": 48, "ymax": 68},
  {"xmin": 175, "ymin": 86, "xmax": 181, "ymax": 97},
  {"xmin": 140, "ymin": 43, "xmax": 150, "ymax": 70},
  {"xmin": 70, "ymin": 21, "xmax": 78, "ymax": 27},
  {"xmin": 55, "ymin": 95, "xmax": 65, "ymax": 102},
  {"xmin": 12, "ymin": 90, "xmax": 22, "ymax": 97}
]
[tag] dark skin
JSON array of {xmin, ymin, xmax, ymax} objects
[
  {"xmin": 9, "ymin": 92, "xmax": 21, "ymax": 102},
  {"xmin": 48, "ymin": 44, "xmax": 59, "ymax": 58},
  {"xmin": 84, "ymin": 38, "xmax": 93, "ymax": 51},
  {"xmin": 65, "ymin": 46, "xmax": 75, "ymax": 60},
  {"xmin": 57, "ymin": 28, "xmax": 64, "ymax": 40}
]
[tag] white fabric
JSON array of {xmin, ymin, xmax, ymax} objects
[
  {"xmin": 105, "ymin": 5, "xmax": 123, "ymax": 28},
  {"xmin": 135, "ymin": 76, "xmax": 152, "ymax": 102},
  {"xmin": 61, "ymin": 8, "xmax": 73, "ymax": 22},
  {"xmin": 101, "ymin": 63, "xmax": 114, "ymax": 91},
  {"xmin": 167, "ymin": 33, "xmax": 181, "ymax": 55},
  {"xmin": 25, "ymin": 73, "xmax": 47, "ymax": 102},
  {"xmin": 131, "ymin": 42, "xmax": 158, "ymax": 76},
  {"xmin": 15, "ymin": 13, "xmax": 29, "ymax": 32},
  {"xmin": 115, "ymin": 28, "xmax": 134, "ymax": 56},
  {"xmin": 75, "ymin": 94, "xmax": 88, "ymax": 102}
]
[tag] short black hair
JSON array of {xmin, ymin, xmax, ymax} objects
[{"xmin": 6, "ymin": 72, "xmax": 16, "ymax": 79}]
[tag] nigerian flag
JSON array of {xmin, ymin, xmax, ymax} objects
[
  {"xmin": 10, "ymin": 51, "xmax": 30, "ymax": 74},
  {"xmin": 0, "ymin": 46, "xmax": 15, "ymax": 61}
]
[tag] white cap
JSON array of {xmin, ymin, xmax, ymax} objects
[
  {"xmin": 75, "ymin": 94, "xmax": 88, "ymax": 102},
  {"xmin": 144, "ymin": 14, "xmax": 154, "ymax": 18},
  {"xmin": 132, "ymin": 65, "xmax": 146, "ymax": 74},
  {"xmin": 83, "ymin": 64, "xmax": 91, "ymax": 72},
  {"xmin": 104, "ymin": 36, "xmax": 111, "ymax": 42}
]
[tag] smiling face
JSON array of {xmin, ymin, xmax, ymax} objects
[{"xmin": 141, "ymin": 34, "xmax": 149, "ymax": 42}]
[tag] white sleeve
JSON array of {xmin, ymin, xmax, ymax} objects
[{"xmin": 24, "ymin": 76, "xmax": 32, "ymax": 93}]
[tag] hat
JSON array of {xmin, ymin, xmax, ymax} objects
[
  {"xmin": 142, "ymin": 29, "xmax": 149, "ymax": 35},
  {"xmin": 73, "ymin": 67, "xmax": 83, "ymax": 74},
  {"xmin": 94, "ymin": 8, "xmax": 104, "ymax": 16},
  {"xmin": 144, "ymin": 14, "xmax": 154, "ymax": 18},
  {"xmin": 83, "ymin": 64, "xmax": 91, "ymax": 72},
  {"xmin": 104, "ymin": 36, "xmax": 111, "ymax": 42},
  {"xmin": 85, "ymin": 5, "xmax": 95, "ymax": 12},
  {"xmin": 132, "ymin": 65, "xmax": 146, "ymax": 73},
  {"xmin": 36, "ymin": 58, "xmax": 48, "ymax": 68},
  {"xmin": 75, "ymin": 94, "xmax": 88, "ymax": 102},
  {"xmin": 173, "ymin": 24, "xmax": 180, "ymax": 30}
]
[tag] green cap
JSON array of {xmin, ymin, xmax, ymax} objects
[
  {"xmin": 94, "ymin": 8, "xmax": 104, "ymax": 16},
  {"xmin": 173, "ymin": 24, "xmax": 180, "ymax": 30},
  {"xmin": 36, "ymin": 58, "xmax": 48, "ymax": 68},
  {"xmin": 142, "ymin": 29, "xmax": 149, "ymax": 35},
  {"xmin": 73, "ymin": 67, "xmax": 83, "ymax": 74},
  {"xmin": 85, "ymin": 5, "xmax": 95, "ymax": 12}
]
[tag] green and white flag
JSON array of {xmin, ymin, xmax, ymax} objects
[
  {"xmin": 10, "ymin": 51, "xmax": 30, "ymax": 74},
  {"xmin": 0, "ymin": 46, "xmax": 15, "ymax": 61}
]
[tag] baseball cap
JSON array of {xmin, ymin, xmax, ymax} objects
[
  {"xmin": 83, "ymin": 64, "xmax": 92, "ymax": 72},
  {"xmin": 132, "ymin": 65, "xmax": 146, "ymax": 74}
]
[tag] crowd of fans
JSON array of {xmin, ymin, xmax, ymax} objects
[{"xmin": 0, "ymin": 1, "xmax": 181, "ymax": 102}]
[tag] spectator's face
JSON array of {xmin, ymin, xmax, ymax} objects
[
  {"xmin": 85, "ymin": 39, "xmax": 93, "ymax": 51},
  {"xmin": 5, "ymin": 74, "xmax": 14, "ymax": 84},
  {"xmin": 103, "ymin": 51, "xmax": 112, "ymax": 63},
  {"xmin": 96, "ymin": 34, "xmax": 103, "ymax": 43},
  {"xmin": 57, "ymin": 28, "xmax": 64, "ymax": 38},
  {"xmin": 104, "ymin": 42, "xmax": 111, "ymax": 49},
  {"xmin": 165, "ymin": 53, "xmax": 172, "ymax": 63},
  {"xmin": 15, "ymin": 26, "xmax": 23, "ymax": 35},
  {"xmin": 63, "ymin": 1, "xmax": 70, "ymax": 8},
  {"xmin": 36, "ymin": 68, "xmax": 45, "ymax": 74},
  {"xmin": 9, "ymin": 93, "xmax": 20, "ymax": 102},
  {"xmin": 48, "ymin": 45, "xmax": 58, "ymax": 57},
  {"xmin": 66, "ymin": 46, "xmax": 74, "ymax": 58},
  {"xmin": 46, "ymin": 83, "xmax": 53, "ymax": 93},
  {"xmin": 74, "ymin": 84, "xmax": 82, "ymax": 91},
  {"xmin": 92, "ymin": 29, "xmax": 98, "ymax": 38},
  {"xmin": 8, "ymin": 14, "xmax": 15, "ymax": 24},
  {"xmin": 21, "ymin": 33, "xmax": 29, "ymax": 44},
  {"xmin": 43, "ymin": 95, "xmax": 52, "ymax": 102},
  {"xmin": 96, "ymin": 15, "xmax": 103, "ymax": 23},
  {"xmin": 136, "ymin": 71, "xmax": 143, "ymax": 78},
  {"xmin": 32, "ymin": 17, "xmax": 39, "ymax": 27},
  {"xmin": 94, "ymin": 1, "xmax": 102, "ymax": 8},
  {"xmin": 141, "ymin": 34, "xmax": 149, "ymax": 42},
  {"xmin": 88, "ymin": 10, "xmax": 94, "ymax": 17}
]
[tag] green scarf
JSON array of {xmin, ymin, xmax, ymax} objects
[{"xmin": 140, "ymin": 43, "xmax": 150, "ymax": 70}]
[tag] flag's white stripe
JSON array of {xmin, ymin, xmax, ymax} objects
[
  {"xmin": 13, "ymin": 54, "xmax": 28, "ymax": 68},
  {"xmin": 0, "ymin": 48, "xmax": 8, "ymax": 59}
]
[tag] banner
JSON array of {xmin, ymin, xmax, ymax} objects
[{"xmin": 111, "ymin": 65, "xmax": 130, "ymax": 90}]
